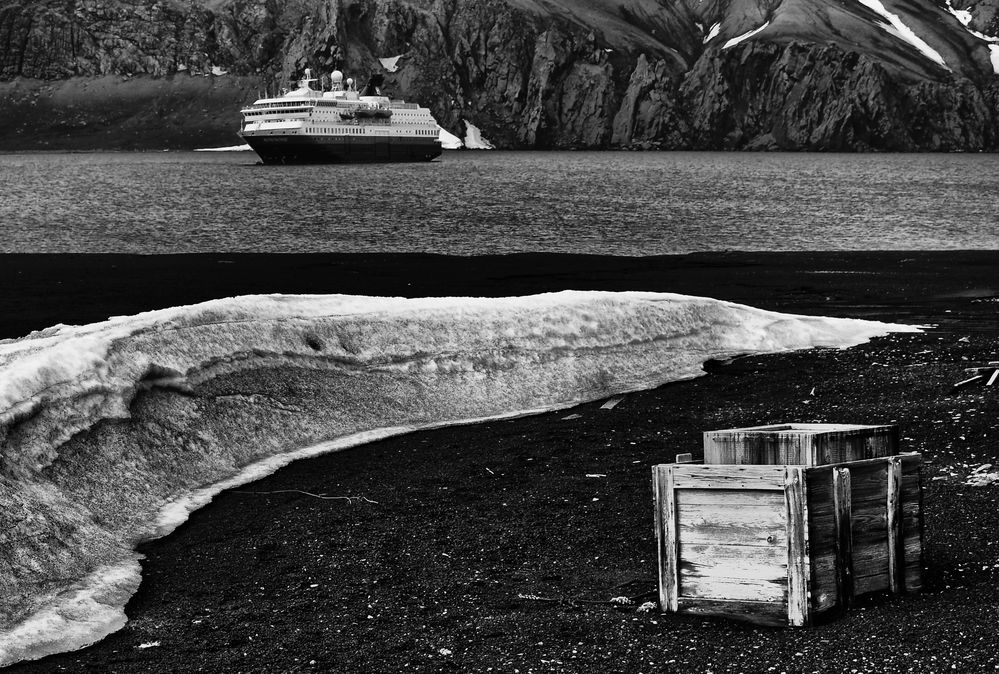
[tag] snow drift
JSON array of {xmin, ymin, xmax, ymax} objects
[{"xmin": 0, "ymin": 291, "xmax": 920, "ymax": 665}]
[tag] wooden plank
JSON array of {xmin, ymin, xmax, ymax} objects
[
  {"xmin": 832, "ymin": 466, "xmax": 854, "ymax": 608},
  {"xmin": 680, "ymin": 543, "xmax": 787, "ymax": 568},
  {"xmin": 678, "ymin": 489, "xmax": 784, "ymax": 508},
  {"xmin": 677, "ymin": 501, "xmax": 788, "ymax": 529},
  {"xmin": 903, "ymin": 456, "xmax": 925, "ymax": 593},
  {"xmin": 904, "ymin": 560, "xmax": 923, "ymax": 593},
  {"xmin": 652, "ymin": 465, "xmax": 678, "ymax": 612},
  {"xmin": 806, "ymin": 465, "xmax": 834, "ymax": 505},
  {"xmin": 806, "ymin": 465, "xmax": 837, "ymax": 613},
  {"xmin": 600, "ymin": 396, "xmax": 624, "ymax": 409},
  {"xmin": 805, "ymin": 465, "xmax": 834, "ymax": 498},
  {"xmin": 887, "ymin": 456, "xmax": 903, "ymax": 593},
  {"xmin": 854, "ymin": 572, "xmax": 890, "ymax": 596},
  {"xmin": 852, "ymin": 543, "xmax": 890, "ymax": 594},
  {"xmin": 676, "ymin": 598, "xmax": 789, "ymax": 627},
  {"xmin": 810, "ymin": 555, "xmax": 839, "ymax": 612},
  {"xmin": 675, "ymin": 452, "xmax": 694, "ymax": 464},
  {"xmin": 678, "ymin": 521, "xmax": 787, "ymax": 547},
  {"xmin": 852, "ymin": 539, "xmax": 890, "ymax": 563},
  {"xmin": 671, "ymin": 464, "xmax": 787, "ymax": 490},
  {"xmin": 679, "ymin": 545, "xmax": 787, "ymax": 588},
  {"xmin": 785, "ymin": 467, "xmax": 810, "ymax": 626},
  {"xmin": 852, "ymin": 520, "xmax": 889, "ymax": 545},
  {"xmin": 951, "ymin": 374, "xmax": 984, "ymax": 391},
  {"xmin": 849, "ymin": 463, "xmax": 889, "ymax": 503},
  {"xmin": 807, "ymin": 511, "xmax": 836, "ymax": 552},
  {"xmin": 678, "ymin": 575, "xmax": 787, "ymax": 602}
]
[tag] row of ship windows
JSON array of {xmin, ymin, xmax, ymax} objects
[
  {"xmin": 309, "ymin": 127, "xmax": 439, "ymax": 136},
  {"xmin": 245, "ymin": 109, "xmax": 309, "ymax": 116},
  {"xmin": 313, "ymin": 127, "xmax": 365, "ymax": 134}
]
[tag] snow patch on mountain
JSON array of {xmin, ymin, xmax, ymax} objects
[
  {"xmin": 857, "ymin": 0, "xmax": 950, "ymax": 71},
  {"xmin": 947, "ymin": 3, "xmax": 974, "ymax": 26},
  {"xmin": 704, "ymin": 22, "xmax": 721, "ymax": 44},
  {"xmin": 723, "ymin": 21, "xmax": 770, "ymax": 50},
  {"xmin": 379, "ymin": 55, "xmax": 402, "ymax": 72}
]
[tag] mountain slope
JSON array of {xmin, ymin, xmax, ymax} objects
[{"xmin": 1, "ymin": 0, "xmax": 997, "ymax": 150}]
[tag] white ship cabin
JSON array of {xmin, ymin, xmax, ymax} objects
[{"xmin": 240, "ymin": 69, "xmax": 440, "ymax": 140}]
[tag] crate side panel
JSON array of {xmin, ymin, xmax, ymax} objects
[
  {"xmin": 675, "ymin": 489, "xmax": 788, "ymax": 603},
  {"xmin": 704, "ymin": 425, "xmax": 897, "ymax": 466},
  {"xmin": 811, "ymin": 427, "xmax": 898, "ymax": 464},
  {"xmin": 704, "ymin": 432, "xmax": 805, "ymax": 464}
]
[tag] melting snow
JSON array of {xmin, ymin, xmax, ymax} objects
[
  {"xmin": 856, "ymin": 0, "xmax": 950, "ymax": 71},
  {"xmin": 210, "ymin": 65, "xmax": 227, "ymax": 77},
  {"xmin": 948, "ymin": 4, "xmax": 973, "ymax": 26},
  {"xmin": 0, "ymin": 291, "xmax": 920, "ymax": 667},
  {"xmin": 0, "ymin": 558, "xmax": 142, "ymax": 666},
  {"xmin": 439, "ymin": 126, "xmax": 463, "ymax": 149},
  {"xmin": 945, "ymin": 0, "xmax": 999, "ymax": 74},
  {"xmin": 193, "ymin": 144, "xmax": 253, "ymax": 152},
  {"xmin": 704, "ymin": 22, "xmax": 722, "ymax": 44},
  {"xmin": 463, "ymin": 121, "xmax": 494, "ymax": 150},
  {"xmin": 723, "ymin": 21, "xmax": 770, "ymax": 50},
  {"xmin": 378, "ymin": 55, "xmax": 402, "ymax": 73}
]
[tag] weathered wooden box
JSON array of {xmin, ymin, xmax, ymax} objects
[
  {"xmin": 652, "ymin": 454, "xmax": 923, "ymax": 626},
  {"xmin": 703, "ymin": 423, "xmax": 899, "ymax": 466}
]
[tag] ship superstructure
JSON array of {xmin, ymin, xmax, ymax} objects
[{"xmin": 239, "ymin": 70, "xmax": 442, "ymax": 164}]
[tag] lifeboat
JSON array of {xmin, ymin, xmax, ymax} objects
[{"xmin": 355, "ymin": 106, "xmax": 393, "ymax": 119}]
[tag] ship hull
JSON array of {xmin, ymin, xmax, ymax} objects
[{"xmin": 241, "ymin": 134, "xmax": 442, "ymax": 164}]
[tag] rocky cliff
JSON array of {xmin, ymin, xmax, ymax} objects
[{"xmin": 1, "ymin": 0, "xmax": 998, "ymax": 150}]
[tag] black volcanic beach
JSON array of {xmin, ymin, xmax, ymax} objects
[{"xmin": 3, "ymin": 251, "xmax": 999, "ymax": 673}]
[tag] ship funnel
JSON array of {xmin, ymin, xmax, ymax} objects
[{"xmin": 362, "ymin": 73, "xmax": 385, "ymax": 97}]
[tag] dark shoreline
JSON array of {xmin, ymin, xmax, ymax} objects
[{"xmin": 3, "ymin": 251, "xmax": 998, "ymax": 673}]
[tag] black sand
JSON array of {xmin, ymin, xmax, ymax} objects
[{"xmin": 3, "ymin": 252, "xmax": 998, "ymax": 673}]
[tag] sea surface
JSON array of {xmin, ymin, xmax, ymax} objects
[{"xmin": 1, "ymin": 150, "xmax": 996, "ymax": 254}]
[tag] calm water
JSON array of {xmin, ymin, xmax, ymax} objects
[{"xmin": 1, "ymin": 150, "xmax": 996, "ymax": 254}]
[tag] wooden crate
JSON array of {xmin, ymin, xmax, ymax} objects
[
  {"xmin": 652, "ymin": 454, "xmax": 923, "ymax": 626},
  {"xmin": 703, "ymin": 423, "xmax": 899, "ymax": 466}
]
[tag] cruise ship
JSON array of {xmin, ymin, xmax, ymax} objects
[{"xmin": 239, "ymin": 70, "xmax": 442, "ymax": 164}]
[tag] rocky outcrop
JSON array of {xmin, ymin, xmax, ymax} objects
[
  {"xmin": 676, "ymin": 42, "xmax": 999, "ymax": 151},
  {"xmin": 1, "ymin": 0, "xmax": 998, "ymax": 151}
]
